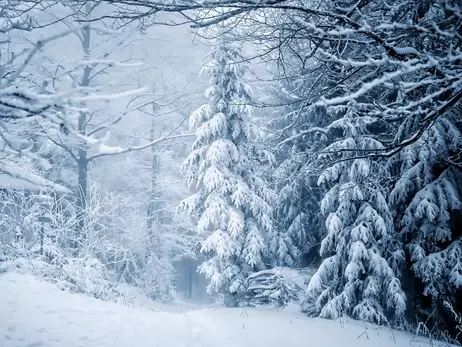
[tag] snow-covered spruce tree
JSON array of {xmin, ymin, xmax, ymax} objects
[
  {"xmin": 389, "ymin": 115, "xmax": 462, "ymax": 334},
  {"xmin": 306, "ymin": 100, "xmax": 406, "ymax": 325},
  {"xmin": 180, "ymin": 39, "xmax": 285, "ymax": 306},
  {"xmin": 267, "ymin": 64, "xmax": 332, "ymax": 267}
]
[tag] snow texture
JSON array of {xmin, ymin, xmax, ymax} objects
[{"xmin": 0, "ymin": 272, "xmax": 448, "ymax": 347}]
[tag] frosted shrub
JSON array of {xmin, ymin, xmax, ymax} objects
[{"xmin": 247, "ymin": 268, "xmax": 309, "ymax": 307}]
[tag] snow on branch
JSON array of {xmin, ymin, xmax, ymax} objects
[
  {"xmin": 86, "ymin": 114, "xmax": 194, "ymax": 160},
  {"xmin": 0, "ymin": 162, "xmax": 71, "ymax": 194}
]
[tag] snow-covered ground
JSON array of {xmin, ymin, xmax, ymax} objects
[{"xmin": 0, "ymin": 272, "xmax": 444, "ymax": 347}]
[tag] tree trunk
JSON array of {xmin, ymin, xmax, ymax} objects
[
  {"xmin": 75, "ymin": 22, "xmax": 92, "ymax": 240},
  {"xmin": 187, "ymin": 266, "xmax": 193, "ymax": 299},
  {"xmin": 76, "ymin": 154, "xmax": 88, "ymax": 238},
  {"xmin": 147, "ymin": 102, "xmax": 161, "ymax": 233}
]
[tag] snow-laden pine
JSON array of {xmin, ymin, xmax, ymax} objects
[
  {"xmin": 306, "ymin": 101, "xmax": 406, "ymax": 324},
  {"xmin": 180, "ymin": 39, "xmax": 284, "ymax": 305},
  {"xmin": 268, "ymin": 71, "xmax": 328, "ymax": 267},
  {"xmin": 390, "ymin": 115, "xmax": 462, "ymax": 327}
]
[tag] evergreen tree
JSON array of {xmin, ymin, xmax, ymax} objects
[
  {"xmin": 390, "ymin": 115, "xmax": 462, "ymax": 332},
  {"xmin": 306, "ymin": 100, "xmax": 406, "ymax": 324},
  {"xmin": 180, "ymin": 39, "xmax": 283, "ymax": 306},
  {"xmin": 269, "ymin": 76, "xmax": 332, "ymax": 267},
  {"xmin": 261, "ymin": 32, "xmax": 338, "ymax": 268}
]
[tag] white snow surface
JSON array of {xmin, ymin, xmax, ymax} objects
[{"xmin": 0, "ymin": 272, "xmax": 443, "ymax": 347}]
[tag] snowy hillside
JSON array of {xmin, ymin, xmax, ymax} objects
[{"xmin": 0, "ymin": 273, "xmax": 444, "ymax": 347}]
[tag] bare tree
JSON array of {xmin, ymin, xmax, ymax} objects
[
  {"xmin": 1, "ymin": 1, "xmax": 193, "ymax": 236},
  {"xmin": 61, "ymin": 0, "xmax": 461, "ymax": 160}
]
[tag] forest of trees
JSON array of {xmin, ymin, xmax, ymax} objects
[{"xmin": 1, "ymin": 0, "xmax": 461, "ymax": 343}]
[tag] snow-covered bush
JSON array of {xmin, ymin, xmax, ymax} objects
[
  {"xmin": 0, "ymin": 251, "xmax": 125, "ymax": 301},
  {"xmin": 247, "ymin": 267, "xmax": 313, "ymax": 308},
  {"xmin": 57, "ymin": 257, "xmax": 114, "ymax": 298},
  {"xmin": 0, "ymin": 182, "xmax": 185, "ymax": 303}
]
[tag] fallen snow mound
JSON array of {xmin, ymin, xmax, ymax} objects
[{"xmin": 0, "ymin": 272, "xmax": 444, "ymax": 347}]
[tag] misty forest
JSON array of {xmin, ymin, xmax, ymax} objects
[{"xmin": 1, "ymin": 0, "xmax": 462, "ymax": 346}]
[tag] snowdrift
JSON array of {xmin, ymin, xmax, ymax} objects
[{"xmin": 0, "ymin": 272, "xmax": 448, "ymax": 347}]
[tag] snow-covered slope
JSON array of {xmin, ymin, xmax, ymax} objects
[{"xmin": 0, "ymin": 272, "xmax": 441, "ymax": 347}]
